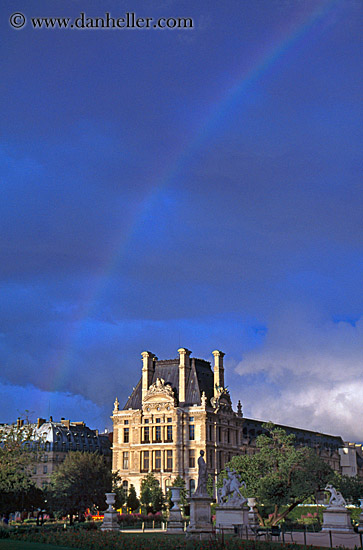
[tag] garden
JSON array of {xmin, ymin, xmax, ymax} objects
[{"xmin": 0, "ymin": 528, "xmax": 356, "ymax": 550}]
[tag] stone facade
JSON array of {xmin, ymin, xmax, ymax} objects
[
  {"xmin": 112, "ymin": 348, "xmax": 363, "ymax": 496},
  {"xmin": 2, "ymin": 417, "xmax": 112, "ymax": 488}
]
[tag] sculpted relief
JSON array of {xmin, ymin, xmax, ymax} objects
[{"xmin": 142, "ymin": 377, "xmax": 177, "ymax": 411}]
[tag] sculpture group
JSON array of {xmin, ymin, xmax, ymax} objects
[
  {"xmin": 324, "ymin": 484, "xmax": 346, "ymax": 508},
  {"xmin": 217, "ymin": 467, "xmax": 247, "ymax": 507}
]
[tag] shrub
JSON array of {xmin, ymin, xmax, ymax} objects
[{"xmin": 0, "ymin": 528, "xmax": 10, "ymax": 539}]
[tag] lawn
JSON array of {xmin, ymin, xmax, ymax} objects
[
  {"xmin": 0, "ymin": 541, "xmax": 80, "ymax": 550},
  {"xmin": 5, "ymin": 530, "xmax": 335, "ymax": 550}
]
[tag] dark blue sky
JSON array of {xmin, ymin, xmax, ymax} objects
[{"xmin": 1, "ymin": 0, "xmax": 362, "ymax": 441}]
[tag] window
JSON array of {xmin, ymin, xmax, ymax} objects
[
  {"xmin": 189, "ymin": 424, "xmax": 195, "ymax": 441},
  {"xmin": 124, "ymin": 428, "xmax": 129, "ymax": 443},
  {"xmin": 156, "ymin": 418, "xmax": 161, "ymax": 424},
  {"xmin": 124, "ymin": 419, "xmax": 129, "ymax": 424},
  {"xmin": 189, "ymin": 449, "xmax": 195, "ymax": 468},
  {"xmin": 143, "ymin": 451, "xmax": 149, "ymax": 471},
  {"xmin": 144, "ymin": 418, "xmax": 149, "ymax": 424},
  {"xmin": 218, "ymin": 451, "xmax": 224, "ymax": 470},
  {"xmin": 143, "ymin": 426, "xmax": 150, "ymax": 442},
  {"xmin": 43, "ymin": 465, "xmax": 47, "ymax": 474},
  {"xmin": 167, "ymin": 417, "xmax": 172, "ymax": 423},
  {"xmin": 33, "ymin": 466, "xmax": 37, "ymax": 474},
  {"xmin": 189, "ymin": 479, "xmax": 195, "ymax": 495},
  {"xmin": 166, "ymin": 450, "xmax": 173, "ymax": 471},
  {"xmin": 189, "ymin": 416, "xmax": 194, "ymax": 422},
  {"xmin": 227, "ymin": 429, "xmax": 230, "ymax": 443},
  {"xmin": 155, "ymin": 450, "xmax": 161, "ymax": 470},
  {"xmin": 209, "ymin": 425, "xmax": 213, "ymax": 441},
  {"xmin": 123, "ymin": 451, "xmax": 129, "ymax": 469},
  {"xmin": 155, "ymin": 426, "xmax": 161, "ymax": 441},
  {"xmin": 42, "ymin": 481, "xmax": 48, "ymax": 489},
  {"xmin": 122, "ymin": 480, "xmax": 128, "ymax": 493},
  {"xmin": 166, "ymin": 425, "xmax": 173, "ymax": 441},
  {"xmin": 44, "ymin": 454, "xmax": 48, "ymax": 462},
  {"xmin": 209, "ymin": 449, "xmax": 213, "ymax": 467}
]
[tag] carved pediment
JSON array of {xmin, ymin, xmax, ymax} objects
[
  {"xmin": 211, "ymin": 385, "xmax": 232, "ymax": 412},
  {"xmin": 143, "ymin": 378, "xmax": 176, "ymax": 406}
]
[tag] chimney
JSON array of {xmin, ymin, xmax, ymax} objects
[
  {"xmin": 141, "ymin": 351, "xmax": 156, "ymax": 401},
  {"xmin": 178, "ymin": 348, "xmax": 191, "ymax": 403},
  {"xmin": 61, "ymin": 419, "xmax": 70, "ymax": 429},
  {"xmin": 212, "ymin": 350, "xmax": 225, "ymax": 396},
  {"xmin": 37, "ymin": 418, "xmax": 46, "ymax": 428}
]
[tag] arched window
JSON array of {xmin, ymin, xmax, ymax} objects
[
  {"xmin": 122, "ymin": 480, "xmax": 129, "ymax": 493},
  {"xmin": 189, "ymin": 479, "xmax": 195, "ymax": 496},
  {"xmin": 165, "ymin": 478, "xmax": 172, "ymax": 494}
]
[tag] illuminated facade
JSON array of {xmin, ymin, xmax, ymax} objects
[{"xmin": 112, "ymin": 348, "xmax": 363, "ymax": 496}]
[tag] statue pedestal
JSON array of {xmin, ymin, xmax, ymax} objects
[
  {"xmin": 101, "ymin": 493, "xmax": 119, "ymax": 531},
  {"xmin": 248, "ymin": 509, "xmax": 260, "ymax": 534},
  {"xmin": 321, "ymin": 506, "xmax": 354, "ymax": 533},
  {"xmin": 167, "ymin": 487, "xmax": 184, "ymax": 533},
  {"xmin": 357, "ymin": 512, "xmax": 363, "ymax": 533},
  {"xmin": 215, "ymin": 505, "xmax": 249, "ymax": 533},
  {"xmin": 101, "ymin": 510, "xmax": 119, "ymax": 531},
  {"xmin": 186, "ymin": 495, "xmax": 213, "ymax": 540}
]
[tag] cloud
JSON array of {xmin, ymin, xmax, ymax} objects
[{"xmin": 235, "ymin": 310, "xmax": 363, "ymax": 441}]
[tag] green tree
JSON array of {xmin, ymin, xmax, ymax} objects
[
  {"xmin": 140, "ymin": 473, "xmax": 165, "ymax": 513},
  {"xmin": 0, "ymin": 420, "xmax": 41, "ymax": 515},
  {"xmin": 112, "ymin": 472, "xmax": 126, "ymax": 510},
  {"xmin": 333, "ymin": 474, "xmax": 363, "ymax": 506},
  {"xmin": 48, "ymin": 451, "xmax": 111, "ymax": 523},
  {"xmin": 126, "ymin": 484, "xmax": 140, "ymax": 512},
  {"xmin": 220, "ymin": 423, "xmax": 333, "ymax": 526}
]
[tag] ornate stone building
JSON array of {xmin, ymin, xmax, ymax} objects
[
  {"xmin": 111, "ymin": 348, "xmax": 363, "ymax": 496},
  {"xmin": 3, "ymin": 417, "xmax": 112, "ymax": 488}
]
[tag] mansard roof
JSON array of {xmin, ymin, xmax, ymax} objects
[
  {"xmin": 242, "ymin": 417, "xmax": 345, "ymax": 450},
  {"xmin": 123, "ymin": 356, "xmax": 214, "ymax": 410}
]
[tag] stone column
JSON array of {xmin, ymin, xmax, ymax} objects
[
  {"xmin": 212, "ymin": 350, "xmax": 225, "ymax": 395},
  {"xmin": 141, "ymin": 351, "xmax": 156, "ymax": 401},
  {"xmin": 178, "ymin": 348, "xmax": 191, "ymax": 404}
]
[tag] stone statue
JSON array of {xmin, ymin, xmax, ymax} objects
[
  {"xmin": 217, "ymin": 467, "xmax": 247, "ymax": 507},
  {"xmin": 195, "ymin": 450, "xmax": 208, "ymax": 496},
  {"xmin": 325, "ymin": 484, "xmax": 346, "ymax": 508}
]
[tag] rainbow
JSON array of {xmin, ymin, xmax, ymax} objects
[{"xmin": 46, "ymin": 0, "xmax": 339, "ymax": 398}]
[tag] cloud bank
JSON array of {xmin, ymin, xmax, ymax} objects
[{"xmin": 235, "ymin": 312, "xmax": 363, "ymax": 441}]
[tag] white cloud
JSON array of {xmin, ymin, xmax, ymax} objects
[{"xmin": 235, "ymin": 310, "xmax": 363, "ymax": 442}]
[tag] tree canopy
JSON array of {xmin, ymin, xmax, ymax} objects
[
  {"xmin": 0, "ymin": 421, "xmax": 42, "ymax": 515},
  {"xmin": 126, "ymin": 484, "xmax": 140, "ymax": 512},
  {"xmin": 112, "ymin": 472, "xmax": 126, "ymax": 510},
  {"xmin": 139, "ymin": 473, "xmax": 164, "ymax": 513},
  {"xmin": 333, "ymin": 473, "xmax": 363, "ymax": 506},
  {"xmin": 220, "ymin": 423, "xmax": 334, "ymax": 526},
  {"xmin": 48, "ymin": 451, "xmax": 111, "ymax": 520}
]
